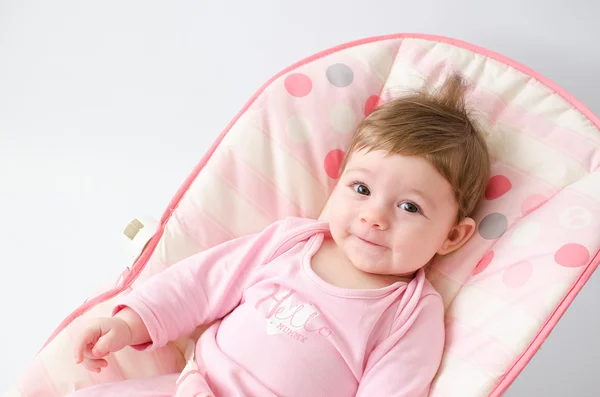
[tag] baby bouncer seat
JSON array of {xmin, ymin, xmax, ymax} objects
[{"xmin": 5, "ymin": 33, "xmax": 600, "ymax": 397}]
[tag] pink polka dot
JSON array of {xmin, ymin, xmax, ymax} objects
[
  {"xmin": 364, "ymin": 95, "xmax": 380, "ymax": 116},
  {"xmin": 503, "ymin": 261, "xmax": 533, "ymax": 288},
  {"xmin": 521, "ymin": 194, "xmax": 546, "ymax": 216},
  {"xmin": 473, "ymin": 250, "xmax": 494, "ymax": 275},
  {"xmin": 324, "ymin": 149, "xmax": 345, "ymax": 179},
  {"xmin": 284, "ymin": 73, "xmax": 312, "ymax": 97},
  {"xmin": 485, "ymin": 175, "xmax": 512, "ymax": 200},
  {"xmin": 554, "ymin": 243, "xmax": 590, "ymax": 268}
]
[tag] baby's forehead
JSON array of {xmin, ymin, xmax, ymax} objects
[{"xmin": 346, "ymin": 149, "xmax": 434, "ymax": 172}]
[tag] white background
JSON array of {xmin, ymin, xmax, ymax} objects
[{"xmin": 1, "ymin": 1, "xmax": 599, "ymax": 395}]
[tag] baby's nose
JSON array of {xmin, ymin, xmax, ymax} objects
[{"xmin": 360, "ymin": 207, "xmax": 389, "ymax": 230}]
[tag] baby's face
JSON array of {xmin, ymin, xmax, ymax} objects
[{"xmin": 328, "ymin": 149, "xmax": 460, "ymax": 278}]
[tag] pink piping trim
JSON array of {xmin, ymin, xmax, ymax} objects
[{"xmin": 40, "ymin": 33, "xmax": 600, "ymax": 396}]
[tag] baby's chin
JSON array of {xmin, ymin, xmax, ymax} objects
[
  {"xmin": 344, "ymin": 246, "xmax": 418, "ymax": 277},
  {"xmin": 345, "ymin": 246, "xmax": 389, "ymax": 272}
]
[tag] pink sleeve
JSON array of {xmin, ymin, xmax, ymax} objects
[
  {"xmin": 113, "ymin": 218, "xmax": 297, "ymax": 350},
  {"xmin": 356, "ymin": 295, "xmax": 445, "ymax": 397}
]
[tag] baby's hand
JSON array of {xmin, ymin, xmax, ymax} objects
[{"xmin": 73, "ymin": 317, "xmax": 133, "ymax": 373}]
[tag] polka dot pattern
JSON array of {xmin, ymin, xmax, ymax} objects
[
  {"xmin": 284, "ymin": 73, "xmax": 312, "ymax": 97},
  {"xmin": 329, "ymin": 104, "xmax": 356, "ymax": 134},
  {"xmin": 559, "ymin": 206, "xmax": 592, "ymax": 230},
  {"xmin": 326, "ymin": 63, "xmax": 354, "ymax": 87},
  {"xmin": 478, "ymin": 213, "xmax": 508, "ymax": 240},
  {"xmin": 554, "ymin": 243, "xmax": 590, "ymax": 268},
  {"xmin": 485, "ymin": 175, "xmax": 512, "ymax": 200},
  {"xmin": 503, "ymin": 261, "xmax": 533, "ymax": 288},
  {"xmin": 285, "ymin": 115, "xmax": 312, "ymax": 143},
  {"xmin": 473, "ymin": 250, "xmax": 494, "ymax": 275},
  {"xmin": 324, "ymin": 149, "xmax": 345, "ymax": 179},
  {"xmin": 364, "ymin": 95, "xmax": 380, "ymax": 116},
  {"xmin": 276, "ymin": 52, "xmax": 597, "ymax": 331}
]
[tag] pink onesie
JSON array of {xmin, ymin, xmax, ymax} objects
[{"xmin": 76, "ymin": 217, "xmax": 445, "ymax": 397}]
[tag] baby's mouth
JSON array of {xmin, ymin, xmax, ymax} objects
[{"xmin": 355, "ymin": 235, "xmax": 384, "ymax": 248}]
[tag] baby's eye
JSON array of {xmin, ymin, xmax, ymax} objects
[
  {"xmin": 353, "ymin": 184, "xmax": 371, "ymax": 196},
  {"xmin": 400, "ymin": 202, "xmax": 420, "ymax": 213}
]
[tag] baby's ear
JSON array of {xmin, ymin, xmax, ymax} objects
[{"xmin": 437, "ymin": 217, "xmax": 476, "ymax": 255}]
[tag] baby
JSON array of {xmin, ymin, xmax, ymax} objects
[{"xmin": 71, "ymin": 74, "xmax": 490, "ymax": 397}]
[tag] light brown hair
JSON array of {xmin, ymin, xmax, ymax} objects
[{"xmin": 341, "ymin": 74, "xmax": 491, "ymax": 222}]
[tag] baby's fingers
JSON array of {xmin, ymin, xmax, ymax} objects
[
  {"xmin": 83, "ymin": 344, "xmax": 108, "ymax": 359},
  {"xmin": 79, "ymin": 356, "xmax": 108, "ymax": 373},
  {"xmin": 74, "ymin": 323, "xmax": 102, "ymax": 363}
]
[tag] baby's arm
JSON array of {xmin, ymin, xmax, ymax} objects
[
  {"xmin": 74, "ymin": 218, "xmax": 297, "ymax": 371},
  {"xmin": 115, "ymin": 306, "xmax": 151, "ymax": 345},
  {"xmin": 116, "ymin": 219, "xmax": 298, "ymax": 349},
  {"xmin": 355, "ymin": 295, "xmax": 445, "ymax": 397}
]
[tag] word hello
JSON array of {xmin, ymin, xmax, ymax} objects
[{"xmin": 255, "ymin": 284, "xmax": 332, "ymax": 339}]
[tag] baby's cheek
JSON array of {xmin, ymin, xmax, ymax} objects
[
  {"xmin": 393, "ymin": 237, "xmax": 424, "ymax": 261},
  {"xmin": 330, "ymin": 215, "xmax": 349, "ymax": 241},
  {"xmin": 327, "ymin": 199, "xmax": 348, "ymax": 224}
]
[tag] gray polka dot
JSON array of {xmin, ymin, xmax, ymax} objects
[
  {"xmin": 326, "ymin": 63, "xmax": 354, "ymax": 87},
  {"xmin": 479, "ymin": 213, "xmax": 508, "ymax": 240}
]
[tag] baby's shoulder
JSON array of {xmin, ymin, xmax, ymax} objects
[
  {"xmin": 391, "ymin": 273, "xmax": 444, "ymax": 328},
  {"xmin": 261, "ymin": 216, "xmax": 328, "ymax": 260},
  {"xmin": 421, "ymin": 277, "xmax": 443, "ymax": 304}
]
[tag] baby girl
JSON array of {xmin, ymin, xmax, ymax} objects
[{"xmin": 71, "ymin": 74, "xmax": 490, "ymax": 397}]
